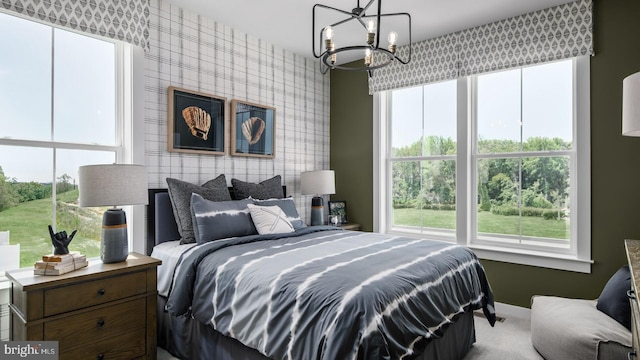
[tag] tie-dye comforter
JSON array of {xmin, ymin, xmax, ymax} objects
[{"xmin": 166, "ymin": 226, "xmax": 495, "ymax": 360}]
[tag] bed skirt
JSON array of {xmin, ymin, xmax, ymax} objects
[{"xmin": 157, "ymin": 296, "xmax": 476, "ymax": 360}]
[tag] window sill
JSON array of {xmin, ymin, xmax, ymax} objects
[
  {"xmin": 469, "ymin": 244, "xmax": 593, "ymax": 273},
  {"xmin": 385, "ymin": 228, "xmax": 592, "ymax": 273}
]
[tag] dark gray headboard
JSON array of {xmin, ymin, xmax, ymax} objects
[{"xmin": 145, "ymin": 186, "xmax": 287, "ymax": 255}]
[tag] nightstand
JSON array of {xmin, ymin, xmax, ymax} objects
[
  {"xmin": 7, "ymin": 252, "xmax": 161, "ymax": 360},
  {"xmin": 339, "ymin": 223, "xmax": 361, "ymax": 231}
]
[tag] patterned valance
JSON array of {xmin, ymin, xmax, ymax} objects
[
  {"xmin": 1, "ymin": 0, "xmax": 150, "ymax": 51},
  {"xmin": 369, "ymin": 0, "xmax": 593, "ymax": 94},
  {"xmin": 369, "ymin": 34, "xmax": 458, "ymax": 94}
]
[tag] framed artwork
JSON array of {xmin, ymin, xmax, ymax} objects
[
  {"xmin": 231, "ymin": 100, "xmax": 276, "ymax": 158},
  {"xmin": 168, "ymin": 86, "xmax": 226, "ymax": 155},
  {"xmin": 328, "ymin": 201, "xmax": 348, "ymax": 224}
]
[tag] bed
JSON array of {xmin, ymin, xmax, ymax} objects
[{"xmin": 147, "ymin": 176, "xmax": 496, "ymax": 360}]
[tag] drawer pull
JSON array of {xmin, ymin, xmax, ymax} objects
[
  {"xmin": 97, "ymin": 319, "xmax": 105, "ymax": 327},
  {"xmin": 628, "ymin": 290, "xmax": 637, "ymax": 300},
  {"xmin": 97, "ymin": 353, "xmax": 104, "ymax": 360},
  {"xmin": 628, "ymin": 350, "xmax": 637, "ymax": 360},
  {"xmin": 97, "ymin": 289, "xmax": 106, "ymax": 296}
]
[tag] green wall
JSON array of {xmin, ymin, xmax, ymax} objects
[
  {"xmin": 329, "ymin": 0, "xmax": 640, "ymax": 307},
  {"xmin": 330, "ymin": 68, "xmax": 374, "ymax": 232}
]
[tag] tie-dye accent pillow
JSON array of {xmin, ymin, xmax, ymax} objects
[{"xmin": 190, "ymin": 193, "xmax": 257, "ymax": 244}]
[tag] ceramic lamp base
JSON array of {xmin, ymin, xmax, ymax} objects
[
  {"xmin": 101, "ymin": 208, "xmax": 128, "ymax": 263},
  {"xmin": 310, "ymin": 196, "xmax": 325, "ymax": 226}
]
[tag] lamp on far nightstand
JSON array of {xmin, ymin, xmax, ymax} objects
[
  {"xmin": 301, "ymin": 170, "xmax": 335, "ymax": 225},
  {"xmin": 623, "ymin": 71, "xmax": 640, "ymax": 136},
  {"xmin": 79, "ymin": 164, "xmax": 148, "ymax": 263}
]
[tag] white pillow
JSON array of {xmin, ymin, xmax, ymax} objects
[{"xmin": 247, "ymin": 204, "xmax": 295, "ymax": 235}]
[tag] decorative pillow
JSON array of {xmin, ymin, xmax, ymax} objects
[
  {"xmin": 166, "ymin": 175, "xmax": 231, "ymax": 244},
  {"xmin": 252, "ymin": 197, "xmax": 306, "ymax": 230},
  {"xmin": 247, "ymin": 204, "xmax": 295, "ymax": 235},
  {"xmin": 231, "ymin": 175, "xmax": 284, "ymax": 200},
  {"xmin": 190, "ymin": 194, "xmax": 257, "ymax": 244},
  {"xmin": 596, "ymin": 265, "xmax": 632, "ymax": 330}
]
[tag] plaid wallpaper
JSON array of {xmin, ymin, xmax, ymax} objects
[{"xmin": 144, "ymin": 0, "xmax": 330, "ymax": 220}]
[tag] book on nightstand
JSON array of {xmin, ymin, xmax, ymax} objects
[{"xmin": 34, "ymin": 251, "xmax": 88, "ymax": 275}]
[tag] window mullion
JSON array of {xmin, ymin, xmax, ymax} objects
[{"xmin": 50, "ymin": 27, "xmax": 56, "ymax": 230}]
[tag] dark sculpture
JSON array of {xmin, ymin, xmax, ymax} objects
[{"xmin": 48, "ymin": 225, "xmax": 77, "ymax": 255}]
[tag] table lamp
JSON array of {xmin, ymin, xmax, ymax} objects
[
  {"xmin": 623, "ymin": 71, "xmax": 640, "ymax": 136},
  {"xmin": 301, "ymin": 170, "xmax": 335, "ymax": 225},
  {"xmin": 78, "ymin": 164, "xmax": 148, "ymax": 263}
]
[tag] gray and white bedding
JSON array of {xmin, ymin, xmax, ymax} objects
[
  {"xmin": 151, "ymin": 240, "xmax": 196, "ymax": 297},
  {"xmin": 164, "ymin": 226, "xmax": 496, "ymax": 360}
]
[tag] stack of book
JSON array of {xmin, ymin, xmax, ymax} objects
[{"xmin": 34, "ymin": 251, "xmax": 88, "ymax": 275}]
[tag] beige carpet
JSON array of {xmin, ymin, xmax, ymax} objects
[
  {"xmin": 157, "ymin": 312, "xmax": 542, "ymax": 360},
  {"xmin": 463, "ymin": 312, "xmax": 543, "ymax": 360}
]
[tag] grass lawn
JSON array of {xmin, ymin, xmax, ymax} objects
[
  {"xmin": 393, "ymin": 208, "xmax": 570, "ymax": 240},
  {"xmin": 0, "ymin": 189, "xmax": 102, "ymax": 268}
]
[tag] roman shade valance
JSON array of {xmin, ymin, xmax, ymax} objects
[
  {"xmin": 1, "ymin": 0, "xmax": 150, "ymax": 50},
  {"xmin": 368, "ymin": 0, "xmax": 593, "ymax": 94}
]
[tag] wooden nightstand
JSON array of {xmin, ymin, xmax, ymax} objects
[
  {"xmin": 339, "ymin": 223, "xmax": 361, "ymax": 231},
  {"xmin": 7, "ymin": 252, "xmax": 161, "ymax": 360}
]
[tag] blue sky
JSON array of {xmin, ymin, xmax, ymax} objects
[
  {"xmin": 0, "ymin": 12, "xmax": 117, "ymax": 183},
  {"xmin": 391, "ymin": 59, "xmax": 573, "ymax": 150}
]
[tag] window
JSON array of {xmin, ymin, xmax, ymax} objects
[
  {"xmin": 376, "ymin": 57, "xmax": 591, "ymax": 272},
  {"xmin": 389, "ymin": 81, "xmax": 457, "ymax": 238},
  {"xmin": 0, "ymin": 12, "xmax": 132, "ymax": 271}
]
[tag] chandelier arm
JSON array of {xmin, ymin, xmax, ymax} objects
[
  {"xmin": 313, "ymin": 3, "xmax": 356, "ymax": 18},
  {"xmin": 374, "ymin": 0, "xmax": 382, "ymax": 49},
  {"xmin": 330, "ymin": 16, "xmax": 359, "ymax": 29},
  {"xmin": 319, "ymin": 60, "xmax": 330, "ymax": 74},
  {"xmin": 373, "ymin": 12, "xmax": 412, "ymax": 63},
  {"xmin": 313, "ymin": 3, "xmax": 364, "ymax": 58},
  {"xmin": 361, "ymin": 0, "xmax": 376, "ymax": 14}
]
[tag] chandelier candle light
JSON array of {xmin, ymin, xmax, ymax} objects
[
  {"xmin": 312, "ymin": 0, "xmax": 411, "ymax": 76},
  {"xmin": 78, "ymin": 164, "xmax": 148, "ymax": 263}
]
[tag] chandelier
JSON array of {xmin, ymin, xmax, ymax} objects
[{"xmin": 312, "ymin": 0, "xmax": 412, "ymax": 76}]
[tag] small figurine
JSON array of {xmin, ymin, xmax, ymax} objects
[{"xmin": 48, "ymin": 225, "xmax": 77, "ymax": 255}]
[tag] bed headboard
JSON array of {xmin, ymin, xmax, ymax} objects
[{"xmin": 145, "ymin": 186, "xmax": 287, "ymax": 255}]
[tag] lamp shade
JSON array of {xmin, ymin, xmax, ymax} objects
[
  {"xmin": 301, "ymin": 170, "xmax": 336, "ymax": 195},
  {"xmin": 623, "ymin": 71, "xmax": 640, "ymax": 137},
  {"xmin": 78, "ymin": 164, "xmax": 147, "ymax": 263},
  {"xmin": 78, "ymin": 164, "xmax": 148, "ymax": 207}
]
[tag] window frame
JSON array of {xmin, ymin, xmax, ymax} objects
[
  {"xmin": 374, "ymin": 56, "xmax": 592, "ymax": 273},
  {"xmin": 0, "ymin": 11, "xmax": 143, "ymax": 268}
]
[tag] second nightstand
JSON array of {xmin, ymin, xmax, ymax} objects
[{"xmin": 339, "ymin": 223, "xmax": 361, "ymax": 231}]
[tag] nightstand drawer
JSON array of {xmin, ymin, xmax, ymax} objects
[
  {"xmin": 45, "ymin": 297, "xmax": 146, "ymax": 348},
  {"xmin": 62, "ymin": 327, "xmax": 146, "ymax": 360},
  {"xmin": 44, "ymin": 270, "xmax": 147, "ymax": 317}
]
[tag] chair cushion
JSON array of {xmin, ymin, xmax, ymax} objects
[
  {"xmin": 531, "ymin": 296, "xmax": 631, "ymax": 360},
  {"xmin": 596, "ymin": 265, "xmax": 632, "ymax": 330}
]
